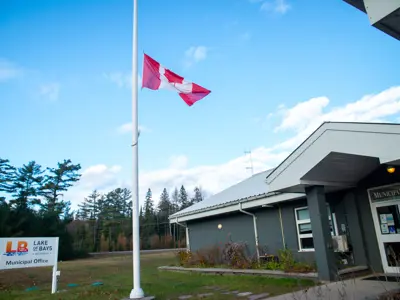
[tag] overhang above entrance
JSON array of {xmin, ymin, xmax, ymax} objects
[
  {"xmin": 266, "ymin": 122, "xmax": 400, "ymax": 193},
  {"xmin": 343, "ymin": 0, "xmax": 400, "ymax": 41}
]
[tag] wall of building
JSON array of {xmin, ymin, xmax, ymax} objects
[
  {"xmin": 186, "ymin": 165, "xmax": 400, "ymax": 271},
  {"xmin": 326, "ymin": 190, "xmax": 369, "ymax": 267},
  {"xmin": 279, "ymin": 199, "xmax": 316, "ymax": 263},
  {"xmin": 187, "ymin": 198, "xmax": 316, "ymax": 264},
  {"xmin": 187, "ymin": 211, "xmax": 256, "ymax": 257},
  {"xmin": 355, "ymin": 164, "xmax": 400, "ymax": 273}
]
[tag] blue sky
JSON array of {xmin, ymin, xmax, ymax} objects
[{"xmin": 1, "ymin": 0, "xmax": 399, "ymax": 207}]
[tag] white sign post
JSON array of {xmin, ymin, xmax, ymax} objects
[{"xmin": 0, "ymin": 237, "xmax": 59, "ymax": 294}]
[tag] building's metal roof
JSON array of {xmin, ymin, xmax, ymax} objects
[
  {"xmin": 170, "ymin": 169, "xmax": 274, "ymax": 219},
  {"xmin": 343, "ymin": 0, "xmax": 366, "ymax": 13}
]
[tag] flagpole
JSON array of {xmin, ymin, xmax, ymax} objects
[{"xmin": 130, "ymin": 0, "xmax": 144, "ymax": 298}]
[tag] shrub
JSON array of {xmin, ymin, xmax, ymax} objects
[
  {"xmin": 222, "ymin": 241, "xmax": 250, "ymax": 269},
  {"xmin": 150, "ymin": 234, "xmax": 161, "ymax": 249},
  {"xmin": 278, "ymin": 248, "xmax": 295, "ymax": 271},
  {"xmin": 288, "ymin": 262, "xmax": 315, "ymax": 273},
  {"xmin": 263, "ymin": 260, "xmax": 283, "ymax": 271},
  {"xmin": 176, "ymin": 250, "xmax": 192, "ymax": 266},
  {"xmin": 175, "ymin": 243, "xmax": 315, "ymax": 273}
]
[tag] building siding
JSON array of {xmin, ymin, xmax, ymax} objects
[
  {"xmin": 185, "ymin": 165, "xmax": 400, "ymax": 274},
  {"xmin": 188, "ymin": 212, "xmax": 256, "ymax": 257},
  {"xmin": 279, "ymin": 199, "xmax": 316, "ymax": 264},
  {"xmin": 187, "ymin": 199, "xmax": 316, "ymax": 264},
  {"xmin": 355, "ymin": 165, "xmax": 400, "ymax": 273}
]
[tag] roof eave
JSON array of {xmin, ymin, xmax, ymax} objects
[
  {"xmin": 169, "ymin": 192, "xmax": 305, "ymax": 223},
  {"xmin": 168, "ymin": 192, "xmax": 272, "ymax": 220}
]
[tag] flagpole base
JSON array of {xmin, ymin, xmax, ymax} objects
[
  {"xmin": 123, "ymin": 288, "xmax": 153, "ymax": 300},
  {"xmin": 123, "ymin": 296, "xmax": 154, "ymax": 300},
  {"xmin": 122, "ymin": 297, "xmax": 154, "ymax": 300}
]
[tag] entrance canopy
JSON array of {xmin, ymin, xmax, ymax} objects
[
  {"xmin": 343, "ymin": 0, "xmax": 400, "ymax": 41},
  {"xmin": 266, "ymin": 122, "xmax": 400, "ymax": 193}
]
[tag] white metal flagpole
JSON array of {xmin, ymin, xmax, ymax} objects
[{"xmin": 130, "ymin": 0, "xmax": 144, "ymax": 298}]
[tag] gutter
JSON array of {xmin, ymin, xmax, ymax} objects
[
  {"xmin": 278, "ymin": 204, "xmax": 286, "ymax": 249},
  {"xmin": 169, "ymin": 192, "xmax": 278, "ymax": 220},
  {"xmin": 175, "ymin": 218, "xmax": 190, "ymax": 252},
  {"xmin": 238, "ymin": 203, "xmax": 260, "ymax": 262}
]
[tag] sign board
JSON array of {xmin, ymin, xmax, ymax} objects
[
  {"xmin": 0, "ymin": 237, "xmax": 59, "ymax": 293},
  {"xmin": 369, "ymin": 184, "xmax": 400, "ymax": 203}
]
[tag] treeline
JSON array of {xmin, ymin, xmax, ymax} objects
[
  {"xmin": 72, "ymin": 185, "xmax": 205, "ymax": 252},
  {"xmin": 0, "ymin": 157, "xmax": 204, "ymax": 259},
  {"xmin": 0, "ymin": 158, "xmax": 82, "ymax": 260}
]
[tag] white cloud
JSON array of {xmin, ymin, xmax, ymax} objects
[
  {"xmin": 66, "ymin": 85, "xmax": 400, "ymax": 210},
  {"xmin": 65, "ymin": 164, "xmax": 126, "ymax": 208},
  {"xmin": 184, "ymin": 46, "xmax": 208, "ymax": 68},
  {"xmin": 0, "ymin": 59, "xmax": 23, "ymax": 81},
  {"xmin": 39, "ymin": 83, "xmax": 60, "ymax": 101},
  {"xmin": 168, "ymin": 155, "xmax": 189, "ymax": 170},
  {"xmin": 104, "ymin": 72, "xmax": 142, "ymax": 89},
  {"xmin": 117, "ymin": 123, "xmax": 151, "ymax": 135},
  {"xmin": 251, "ymin": 0, "xmax": 291, "ymax": 15}
]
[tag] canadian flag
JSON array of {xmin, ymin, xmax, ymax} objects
[{"xmin": 141, "ymin": 53, "xmax": 211, "ymax": 106}]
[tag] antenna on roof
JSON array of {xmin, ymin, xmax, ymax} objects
[{"xmin": 244, "ymin": 150, "xmax": 254, "ymax": 176}]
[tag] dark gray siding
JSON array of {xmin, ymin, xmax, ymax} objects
[
  {"xmin": 322, "ymin": 166, "xmax": 400, "ymax": 272},
  {"xmin": 355, "ymin": 165, "xmax": 400, "ymax": 273},
  {"xmin": 188, "ymin": 212, "xmax": 256, "ymax": 256},
  {"xmin": 187, "ymin": 199, "xmax": 316, "ymax": 264},
  {"xmin": 185, "ymin": 165, "xmax": 399, "ymax": 275},
  {"xmin": 279, "ymin": 199, "xmax": 316, "ymax": 264},
  {"xmin": 256, "ymin": 207, "xmax": 284, "ymax": 255}
]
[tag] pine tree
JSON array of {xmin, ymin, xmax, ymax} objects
[
  {"xmin": 178, "ymin": 185, "xmax": 189, "ymax": 210},
  {"xmin": 191, "ymin": 186, "xmax": 204, "ymax": 205},
  {"xmin": 158, "ymin": 188, "xmax": 172, "ymax": 236},
  {"xmin": 40, "ymin": 159, "xmax": 81, "ymax": 216},
  {"xmin": 144, "ymin": 188, "xmax": 154, "ymax": 218},
  {"xmin": 158, "ymin": 188, "xmax": 171, "ymax": 215},
  {"xmin": 9, "ymin": 161, "xmax": 44, "ymax": 211},
  {"xmin": 0, "ymin": 158, "xmax": 14, "ymax": 193},
  {"xmin": 77, "ymin": 190, "xmax": 104, "ymax": 251},
  {"xmin": 141, "ymin": 188, "xmax": 156, "ymax": 248},
  {"xmin": 77, "ymin": 190, "xmax": 102, "ymax": 220},
  {"xmin": 171, "ymin": 187, "xmax": 179, "ymax": 213}
]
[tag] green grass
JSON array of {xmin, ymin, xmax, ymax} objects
[{"xmin": 0, "ymin": 252, "xmax": 315, "ymax": 299}]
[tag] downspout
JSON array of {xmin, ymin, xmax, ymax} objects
[
  {"xmin": 278, "ymin": 204, "xmax": 286, "ymax": 249},
  {"xmin": 238, "ymin": 203, "xmax": 260, "ymax": 261},
  {"xmin": 176, "ymin": 218, "xmax": 190, "ymax": 252}
]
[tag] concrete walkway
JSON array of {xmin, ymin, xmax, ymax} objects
[
  {"xmin": 267, "ymin": 276, "xmax": 400, "ymax": 300},
  {"xmin": 158, "ymin": 266, "xmax": 318, "ymax": 280}
]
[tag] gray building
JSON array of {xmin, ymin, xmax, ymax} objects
[
  {"xmin": 169, "ymin": 122, "xmax": 400, "ymax": 281},
  {"xmin": 343, "ymin": 0, "xmax": 400, "ymax": 41}
]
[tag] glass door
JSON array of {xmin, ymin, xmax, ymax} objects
[{"xmin": 373, "ymin": 201, "xmax": 400, "ymax": 273}]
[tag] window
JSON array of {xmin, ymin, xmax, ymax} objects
[{"xmin": 295, "ymin": 205, "xmax": 338, "ymax": 251}]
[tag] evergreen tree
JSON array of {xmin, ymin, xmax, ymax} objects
[
  {"xmin": 158, "ymin": 188, "xmax": 172, "ymax": 236},
  {"xmin": 0, "ymin": 158, "xmax": 82, "ymax": 260},
  {"xmin": 191, "ymin": 186, "xmax": 204, "ymax": 205},
  {"xmin": 158, "ymin": 188, "xmax": 171, "ymax": 216},
  {"xmin": 78, "ymin": 190, "xmax": 102, "ymax": 220},
  {"xmin": 171, "ymin": 187, "xmax": 179, "ymax": 213},
  {"xmin": 9, "ymin": 161, "xmax": 44, "ymax": 211},
  {"xmin": 62, "ymin": 201, "xmax": 74, "ymax": 222},
  {"xmin": 0, "ymin": 158, "xmax": 14, "ymax": 192},
  {"xmin": 144, "ymin": 188, "xmax": 154, "ymax": 218},
  {"xmin": 178, "ymin": 185, "xmax": 189, "ymax": 210},
  {"xmin": 0, "ymin": 197, "xmax": 11, "ymax": 237},
  {"xmin": 141, "ymin": 188, "xmax": 156, "ymax": 247},
  {"xmin": 40, "ymin": 159, "xmax": 81, "ymax": 216}
]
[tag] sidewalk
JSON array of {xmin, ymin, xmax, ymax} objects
[{"xmin": 267, "ymin": 276, "xmax": 400, "ymax": 300}]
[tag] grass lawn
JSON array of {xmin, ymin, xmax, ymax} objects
[{"xmin": 0, "ymin": 252, "xmax": 315, "ymax": 299}]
